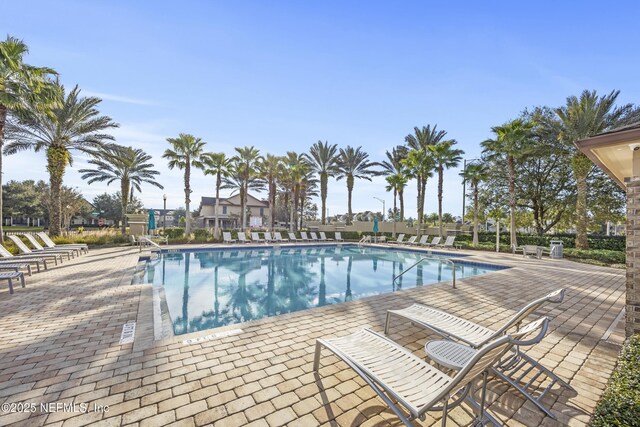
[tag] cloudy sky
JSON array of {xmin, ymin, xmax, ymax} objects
[{"xmin": 3, "ymin": 1, "xmax": 639, "ymax": 219}]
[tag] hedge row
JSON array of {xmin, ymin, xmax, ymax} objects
[
  {"xmin": 591, "ymin": 334, "xmax": 640, "ymax": 427},
  {"xmin": 456, "ymin": 232, "xmax": 625, "ymax": 252}
]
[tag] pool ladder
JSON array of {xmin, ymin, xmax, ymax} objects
[
  {"xmin": 358, "ymin": 235, "xmax": 372, "ymax": 246},
  {"xmin": 392, "ymin": 257, "xmax": 456, "ymax": 289}
]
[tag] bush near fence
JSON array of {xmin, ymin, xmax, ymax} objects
[{"xmin": 455, "ymin": 232, "xmax": 625, "ymax": 252}]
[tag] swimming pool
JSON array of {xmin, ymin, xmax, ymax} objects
[{"xmin": 137, "ymin": 245, "xmax": 506, "ymax": 336}]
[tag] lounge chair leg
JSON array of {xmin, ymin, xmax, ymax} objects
[
  {"xmin": 27, "ymin": 265, "xmax": 33, "ymax": 276},
  {"xmin": 441, "ymin": 394, "xmax": 449, "ymax": 427},
  {"xmin": 384, "ymin": 312, "xmax": 392, "ymax": 335},
  {"xmin": 313, "ymin": 341, "xmax": 322, "ymax": 372},
  {"xmin": 20, "ymin": 274, "xmax": 25, "ymax": 288},
  {"xmin": 8, "ymin": 278, "xmax": 14, "ymax": 294},
  {"xmin": 478, "ymin": 370, "xmax": 488, "ymax": 424}
]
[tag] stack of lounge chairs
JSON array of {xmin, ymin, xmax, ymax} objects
[{"xmin": 1, "ymin": 232, "xmax": 90, "ymax": 295}]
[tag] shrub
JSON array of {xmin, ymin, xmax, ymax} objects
[
  {"xmin": 591, "ymin": 334, "xmax": 640, "ymax": 427},
  {"xmin": 456, "ymin": 232, "xmax": 625, "ymax": 252},
  {"xmin": 193, "ymin": 229, "xmax": 210, "ymax": 241},
  {"xmin": 164, "ymin": 228, "xmax": 185, "ymax": 239}
]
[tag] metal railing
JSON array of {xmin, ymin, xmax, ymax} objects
[{"xmin": 393, "ymin": 256, "xmax": 457, "ymax": 289}]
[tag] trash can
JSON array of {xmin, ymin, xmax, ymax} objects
[{"xmin": 549, "ymin": 240, "xmax": 563, "ymax": 259}]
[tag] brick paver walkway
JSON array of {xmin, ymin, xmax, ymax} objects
[{"xmin": 0, "ymin": 244, "xmax": 626, "ymax": 426}]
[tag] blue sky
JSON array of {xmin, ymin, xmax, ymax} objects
[{"xmin": 3, "ymin": 1, "xmax": 639, "ymax": 219}]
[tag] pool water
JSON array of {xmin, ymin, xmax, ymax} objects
[{"xmin": 138, "ymin": 246, "xmax": 504, "ymax": 335}]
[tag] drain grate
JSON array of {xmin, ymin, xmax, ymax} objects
[{"xmin": 119, "ymin": 321, "xmax": 136, "ymax": 344}]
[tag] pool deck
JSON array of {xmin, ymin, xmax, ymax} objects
[{"xmin": 0, "ymin": 243, "xmax": 626, "ymax": 426}]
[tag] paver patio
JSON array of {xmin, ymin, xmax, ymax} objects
[{"xmin": 0, "ymin": 244, "xmax": 626, "ymax": 426}]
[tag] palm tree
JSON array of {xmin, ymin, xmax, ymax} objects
[
  {"xmin": 405, "ymin": 125, "xmax": 447, "ymax": 237},
  {"xmin": 233, "ymin": 146, "xmax": 262, "ymax": 231},
  {"xmin": 222, "ymin": 159, "xmax": 265, "ymax": 229},
  {"xmin": 554, "ymin": 90, "xmax": 640, "ymax": 249},
  {"xmin": 385, "ymin": 173, "xmax": 407, "ymax": 237},
  {"xmin": 80, "ymin": 145, "xmax": 164, "ymax": 234},
  {"xmin": 258, "ymin": 154, "xmax": 283, "ymax": 231},
  {"xmin": 0, "ymin": 36, "xmax": 58, "ymax": 242},
  {"xmin": 281, "ymin": 152, "xmax": 310, "ymax": 231},
  {"xmin": 5, "ymin": 83, "xmax": 117, "ymax": 236},
  {"xmin": 201, "ymin": 152, "xmax": 232, "ymax": 239},
  {"xmin": 481, "ymin": 118, "xmax": 534, "ymax": 248},
  {"xmin": 336, "ymin": 146, "xmax": 381, "ymax": 225},
  {"xmin": 460, "ymin": 163, "xmax": 489, "ymax": 246},
  {"xmin": 304, "ymin": 141, "xmax": 339, "ymax": 225},
  {"xmin": 428, "ymin": 140, "xmax": 464, "ymax": 237},
  {"xmin": 381, "ymin": 145, "xmax": 409, "ymax": 221},
  {"xmin": 402, "ymin": 148, "xmax": 435, "ymax": 236},
  {"xmin": 163, "ymin": 133, "xmax": 206, "ymax": 236}
]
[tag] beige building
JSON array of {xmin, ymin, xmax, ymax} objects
[{"xmin": 198, "ymin": 193, "xmax": 269, "ymax": 229}]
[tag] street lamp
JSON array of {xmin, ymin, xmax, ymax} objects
[
  {"xmin": 461, "ymin": 158, "xmax": 481, "ymax": 221},
  {"xmin": 373, "ymin": 197, "xmax": 385, "ymax": 221},
  {"xmin": 163, "ymin": 194, "xmax": 167, "ymax": 232}
]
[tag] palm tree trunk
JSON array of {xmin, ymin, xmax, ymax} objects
[
  {"xmin": 121, "ymin": 179, "xmax": 130, "ymax": 235},
  {"xmin": 472, "ymin": 182, "xmax": 479, "ymax": 246},
  {"xmin": 438, "ymin": 166, "xmax": 443, "ymax": 237},
  {"xmin": 269, "ymin": 181, "xmax": 276, "ymax": 231},
  {"xmin": 392, "ymin": 188, "xmax": 397, "ymax": 237},
  {"xmin": 321, "ymin": 173, "xmax": 328, "ymax": 225},
  {"xmin": 0, "ymin": 105, "xmax": 6, "ymax": 243},
  {"xmin": 346, "ymin": 175, "xmax": 354, "ymax": 225},
  {"xmin": 575, "ymin": 172, "xmax": 589, "ymax": 249},
  {"xmin": 184, "ymin": 162, "xmax": 191, "ymax": 236},
  {"xmin": 214, "ymin": 174, "xmax": 221, "ymax": 239},
  {"xmin": 507, "ymin": 155, "xmax": 517, "ymax": 247},
  {"xmin": 47, "ymin": 147, "xmax": 67, "ymax": 237},
  {"xmin": 289, "ymin": 188, "xmax": 295, "ymax": 232},
  {"xmin": 398, "ymin": 187, "xmax": 405, "ymax": 221}
]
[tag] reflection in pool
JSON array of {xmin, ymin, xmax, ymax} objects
[{"xmin": 139, "ymin": 246, "xmax": 503, "ymax": 335}]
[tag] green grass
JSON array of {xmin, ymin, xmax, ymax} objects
[
  {"xmin": 4, "ymin": 226, "xmax": 45, "ymax": 232},
  {"xmin": 591, "ymin": 334, "xmax": 640, "ymax": 427}
]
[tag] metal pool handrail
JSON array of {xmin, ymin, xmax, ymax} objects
[{"xmin": 392, "ymin": 256, "xmax": 456, "ymax": 289}]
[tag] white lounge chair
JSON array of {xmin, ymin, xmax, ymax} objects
[
  {"xmin": 414, "ymin": 235, "xmax": 430, "ymax": 246},
  {"xmin": 222, "ymin": 232, "xmax": 236, "ymax": 244},
  {"xmin": 6, "ymin": 236, "xmax": 66, "ymax": 263},
  {"xmin": 273, "ymin": 232, "xmax": 285, "ymax": 242},
  {"xmin": 388, "ymin": 233, "xmax": 405, "ymax": 244},
  {"xmin": 404, "ymin": 236, "xmax": 417, "ymax": 245},
  {"xmin": 0, "ymin": 262, "xmax": 34, "ymax": 275},
  {"xmin": 309, "ymin": 232, "xmax": 319, "ymax": 241},
  {"xmin": 263, "ymin": 232, "xmax": 273, "ymax": 242},
  {"xmin": 251, "ymin": 232, "xmax": 265, "ymax": 243},
  {"xmin": 437, "ymin": 235, "xmax": 461, "ymax": 250},
  {"xmin": 424, "ymin": 236, "xmax": 441, "ymax": 247},
  {"xmin": 0, "ymin": 245, "xmax": 52, "ymax": 269},
  {"xmin": 21, "ymin": 233, "xmax": 79, "ymax": 257},
  {"xmin": 0, "ymin": 271, "xmax": 26, "ymax": 295},
  {"xmin": 385, "ymin": 289, "xmax": 571, "ymax": 419},
  {"xmin": 334, "ymin": 232, "xmax": 344, "ymax": 242},
  {"xmin": 299, "ymin": 231, "xmax": 310, "ymax": 241},
  {"xmin": 237, "ymin": 233, "xmax": 250, "ymax": 244},
  {"xmin": 314, "ymin": 319, "xmax": 548, "ymax": 427},
  {"xmin": 36, "ymin": 232, "xmax": 89, "ymax": 252},
  {"xmin": 319, "ymin": 232, "xmax": 333, "ymax": 241},
  {"xmin": 286, "ymin": 232, "xmax": 300, "ymax": 242}
]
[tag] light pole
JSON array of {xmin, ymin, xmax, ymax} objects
[
  {"xmin": 163, "ymin": 194, "xmax": 167, "ymax": 232},
  {"xmin": 373, "ymin": 197, "xmax": 385, "ymax": 221}
]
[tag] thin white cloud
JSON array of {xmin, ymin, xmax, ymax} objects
[{"xmin": 83, "ymin": 90, "xmax": 156, "ymax": 106}]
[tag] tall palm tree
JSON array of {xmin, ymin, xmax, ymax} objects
[
  {"xmin": 304, "ymin": 141, "xmax": 339, "ymax": 225},
  {"xmin": 5, "ymin": 83, "xmax": 117, "ymax": 236},
  {"xmin": 201, "ymin": 152, "xmax": 232, "ymax": 239},
  {"xmin": 460, "ymin": 163, "xmax": 489, "ymax": 246},
  {"xmin": 258, "ymin": 154, "xmax": 283, "ymax": 231},
  {"xmin": 554, "ymin": 90, "xmax": 640, "ymax": 249},
  {"xmin": 385, "ymin": 173, "xmax": 407, "ymax": 237},
  {"xmin": 481, "ymin": 118, "xmax": 534, "ymax": 247},
  {"xmin": 381, "ymin": 145, "xmax": 409, "ymax": 221},
  {"xmin": 405, "ymin": 125, "xmax": 447, "ymax": 237},
  {"xmin": 402, "ymin": 148, "xmax": 434, "ymax": 235},
  {"xmin": 163, "ymin": 133, "xmax": 206, "ymax": 236},
  {"xmin": 80, "ymin": 145, "xmax": 164, "ymax": 234},
  {"xmin": 336, "ymin": 146, "xmax": 381, "ymax": 225},
  {"xmin": 281, "ymin": 152, "xmax": 310, "ymax": 231},
  {"xmin": 233, "ymin": 146, "xmax": 262, "ymax": 231},
  {"xmin": 0, "ymin": 36, "xmax": 58, "ymax": 242},
  {"xmin": 222, "ymin": 159, "xmax": 265, "ymax": 229},
  {"xmin": 428, "ymin": 140, "xmax": 464, "ymax": 237}
]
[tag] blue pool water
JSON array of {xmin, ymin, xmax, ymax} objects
[{"xmin": 138, "ymin": 245, "xmax": 505, "ymax": 335}]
